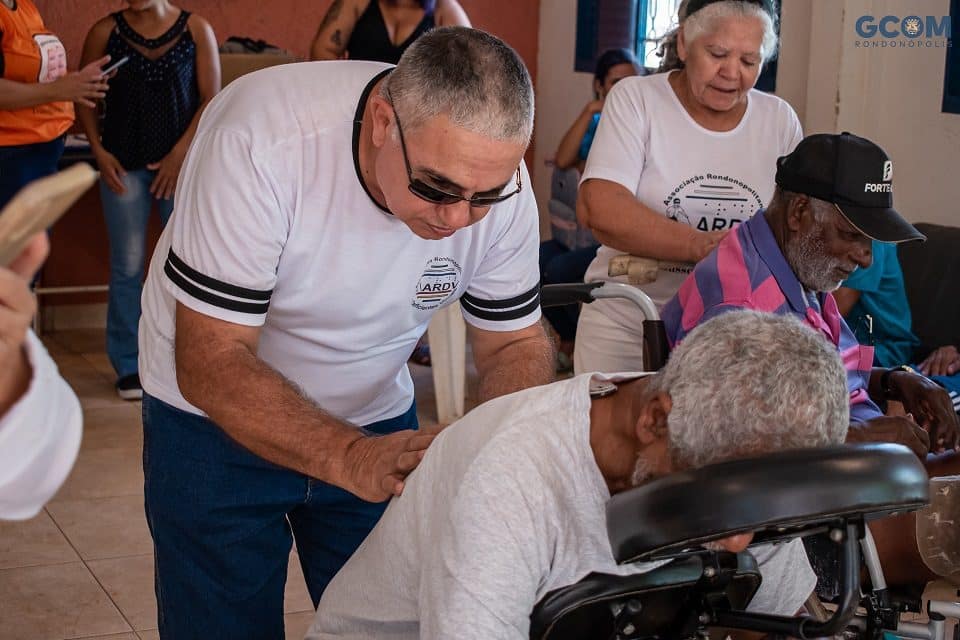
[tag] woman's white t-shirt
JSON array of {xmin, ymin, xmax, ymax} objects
[{"xmin": 581, "ymin": 71, "xmax": 803, "ymax": 324}]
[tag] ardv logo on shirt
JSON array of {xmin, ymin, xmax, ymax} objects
[
  {"xmin": 412, "ymin": 257, "xmax": 462, "ymax": 310},
  {"xmin": 662, "ymin": 173, "xmax": 764, "ymax": 232}
]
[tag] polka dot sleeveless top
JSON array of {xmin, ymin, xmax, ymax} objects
[{"xmin": 101, "ymin": 10, "xmax": 199, "ymax": 170}]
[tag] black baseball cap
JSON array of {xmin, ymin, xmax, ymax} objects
[{"xmin": 775, "ymin": 132, "xmax": 925, "ymax": 243}]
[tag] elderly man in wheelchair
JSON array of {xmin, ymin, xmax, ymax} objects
[{"xmin": 305, "ymin": 310, "xmax": 952, "ymax": 640}]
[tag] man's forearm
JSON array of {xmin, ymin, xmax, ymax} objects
[
  {"xmin": 476, "ymin": 329, "xmax": 554, "ymax": 402},
  {"xmin": 177, "ymin": 342, "xmax": 363, "ymax": 484}
]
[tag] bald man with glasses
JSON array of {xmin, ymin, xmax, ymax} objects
[{"xmin": 136, "ymin": 27, "xmax": 553, "ymax": 639}]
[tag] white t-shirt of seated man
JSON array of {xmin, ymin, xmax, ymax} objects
[{"xmin": 306, "ymin": 373, "xmax": 816, "ymax": 640}]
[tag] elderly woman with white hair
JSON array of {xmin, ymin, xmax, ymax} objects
[{"xmin": 574, "ymin": 0, "xmax": 802, "ymax": 373}]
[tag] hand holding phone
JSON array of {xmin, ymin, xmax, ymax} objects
[{"xmin": 101, "ymin": 56, "xmax": 130, "ymax": 77}]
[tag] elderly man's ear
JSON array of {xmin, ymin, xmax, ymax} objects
[
  {"xmin": 785, "ymin": 193, "xmax": 813, "ymax": 232},
  {"xmin": 635, "ymin": 391, "xmax": 672, "ymax": 445}
]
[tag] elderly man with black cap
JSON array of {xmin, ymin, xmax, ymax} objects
[{"xmin": 663, "ymin": 131, "xmax": 960, "ymax": 587}]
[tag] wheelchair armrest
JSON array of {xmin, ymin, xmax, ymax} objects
[
  {"xmin": 607, "ymin": 444, "xmax": 929, "ymax": 564},
  {"xmin": 530, "ymin": 552, "xmax": 761, "ymax": 640}
]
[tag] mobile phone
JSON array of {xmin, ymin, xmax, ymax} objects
[
  {"xmin": 101, "ymin": 56, "xmax": 130, "ymax": 76},
  {"xmin": 0, "ymin": 164, "xmax": 99, "ymax": 267}
]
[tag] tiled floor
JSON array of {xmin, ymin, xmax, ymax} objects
[{"xmin": 0, "ymin": 329, "xmax": 475, "ymax": 640}]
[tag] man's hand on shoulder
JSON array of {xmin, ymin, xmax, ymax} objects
[
  {"xmin": 340, "ymin": 430, "xmax": 437, "ymax": 502},
  {"xmin": 849, "ymin": 416, "xmax": 930, "ymax": 459},
  {"xmin": 886, "ymin": 369, "xmax": 959, "ymax": 452}
]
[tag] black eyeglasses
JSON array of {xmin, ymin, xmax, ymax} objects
[{"xmin": 388, "ymin": 92, "xmax": 522, "ymax": 208}]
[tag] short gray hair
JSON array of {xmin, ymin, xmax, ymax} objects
[
  {"xmin": 658, "ymin": 0, "xmax": 779, "ymax": 72},
  {"xmin": 649, "ymin": 310, "xmax": 849, "ymax": 470},
  {"xmin": 382, "ymin": 26, "xmax": 534, "ymax": 144}
]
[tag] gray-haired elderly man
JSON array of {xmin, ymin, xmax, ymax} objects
[
  {"xmin": 307, "ymin": 310, "xmax": 850, "ymax": 639},
  {"xmin": 136, "ymin": 27, "xmax": 553, "ymax": 638}
]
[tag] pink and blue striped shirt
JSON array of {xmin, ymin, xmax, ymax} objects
[{"xmin": 662, "ymin": 211, "xmax": 882, "ymax": 423}]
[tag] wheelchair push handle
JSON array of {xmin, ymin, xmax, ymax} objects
[
  {"xmin": 540, "ymin": 282, "xmax": 669, "ymax": 371},
  {"xmin": 541, "ymin": 282, "xmax": 659, "ymax": 321},
  {"xmin": 539, "ymin": 282, "xmax": 605, "ymax": 308}
]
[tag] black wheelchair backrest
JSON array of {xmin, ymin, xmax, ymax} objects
[
  {"xmin": 530, "ymin": 445, "xmax": 929, "ymax": 640},
  {"xmin": 608, "ymin": 444, "xmax": 928, "ymax": 564}
]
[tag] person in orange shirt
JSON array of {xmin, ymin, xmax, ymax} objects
[{"xmin": 0, "ymin": 0, "xmax": 110, "ymax": 208}]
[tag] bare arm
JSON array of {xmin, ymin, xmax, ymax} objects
[
  {"xmin": 178, "ymin": 15, "xmax": 222, "ymax": 149},
  {"xmin": 75, "ymin": 18, "xmax": 126, "ymax": 191},
  {"xmin": 310, "ymin": 0, "xmax": 363, "ymax": 61},
  {"xmin": 174, "ymin": 303, "xmax": 434, "ymax": 501},
  {"xmin": 0, "ymin": 78, "xmax": 59, "ymax": 110},
  {"xmin": 869, "ymin": 367, "xmax": 959, "ymax": 451},
  {"xmin": 468, "ymin": 321, "xmax": 554, "ymax": 402},
  {"xmin": 578, "ymin": 178, "xmax": 725, "ymax": 263},
  {"xmin": 146, "ymin": 15, "xmax": 222, "ymax": 199},
  {"xmin": 435, "ymin": 0, "xmax": 471, "ymax": 26},
  {"xmin": 0, "ymin": 59, "xmax": 109, "ymax": 111},
  {"xmin": 832, "ymin": 286, "xmax": 860, "ymax": 317},
  {"xmin": 76, "ymin": 19, "xmax": 110, "ymax": 148},
  {"xmin": 555, "ymin": 101, "xmax": 601, "ymax": 171}
]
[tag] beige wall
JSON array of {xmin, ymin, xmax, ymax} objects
[
  {"xmin": 533, "ymin": 0, "xmax": 595, "ymax": 238},
  {"xmin": 536, "ymin": 0, "xmax": 960, "ymax": 231},
  {"xmin": 785, "ymin": 0, "xmax": 959, "ymax": 227}
]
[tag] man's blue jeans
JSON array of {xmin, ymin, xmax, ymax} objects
[
  {"xmin": 142, "ymin": 393, "xmax": 418, "ymax": 639},
  {"xmin": 101, "ymin": 170, "xmax": 174, "ymax": 378}
]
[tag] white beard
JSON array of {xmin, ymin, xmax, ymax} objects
[
  {"xmin": 630, "ymin": 456, "xmax": 656, "ymax": 487},
  {"xmin": 785, "ymin": 226, "xmax": 847, "ymax": 293}
]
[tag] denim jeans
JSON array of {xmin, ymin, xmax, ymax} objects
[
  {"xmin": 101, "ymin": 169, "xmax": 174, "ymax": 378},
  {"xmin": 0, "ymin": 136, "xmax": 65, "ymax": 210},
  {"xmin": 142, "ymin": 394, "xmax": 419, "ymax": 639}
]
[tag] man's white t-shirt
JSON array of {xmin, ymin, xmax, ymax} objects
[
  {"xmin": 307, "ymin": 373, "xmax": 816, "ymax": 640},
  {"xmin": 139, "ymin": 61, "xmax": 541, "ymax": 425},
  {"xmin": 582, "ymin": 71, "xmax": 803, "ymax": 317}
]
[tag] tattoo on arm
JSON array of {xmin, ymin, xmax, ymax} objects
[
  {"xmin": 316, "ymin": 0, "xmax": 344, "ymax": 36},
  {"xmin": 332, "ymin": 29, "xmax": 342, "ymax": 46}
]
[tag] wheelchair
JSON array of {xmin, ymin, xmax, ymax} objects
[{"xmin": 534, "ymin": 282, "xmax": 960, "ymax": 640}]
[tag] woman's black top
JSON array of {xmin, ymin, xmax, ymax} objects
[
  {"xmin": 347, "ymin": 1, "xmax": 434, "ymax": 64},
  {"xmin": 102, "ymin": 10, "xmax": 199, "ymax": 169}
]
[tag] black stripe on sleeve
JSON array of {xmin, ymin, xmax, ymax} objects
[
  {"xmin": 461, "ymin": 284, "xmax": 540, "ymax": 311},
  {"xmin": 164, "ymin": 261, "xmax": 271, "ymax": 315},
  {"xmin": 167, "ymin": 249, "xmax": 272, "ymax": 302},
  {"xmin": 460, "ymin": 287, "xmax": 541, "ymax": 323}
]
